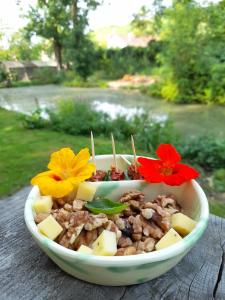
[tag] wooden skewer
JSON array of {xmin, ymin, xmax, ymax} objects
[
  {"xmin": 131, "ymin": 135, "xmax": 138, "ymax": 172},
  {"xmin": 91, "ymin": 131, "xmax": 96, "ymax": 175},
  {"xmin": 111, "ymin": 133, "xmax": 118, "ymax": 171},
  {"xmin": 120, "ymin": 155, "xmax": 131, "ymax": 166}
]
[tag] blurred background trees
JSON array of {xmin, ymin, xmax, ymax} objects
[{"xmin": 0, "ymin": 0, "xmax": 224, "ymax": 103}]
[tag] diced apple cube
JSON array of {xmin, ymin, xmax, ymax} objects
[
  {"xmin": 33, "ymin": 195, "xmax": 53, "ymax": 214},
  {"xmin": 155, "ymin": 228, "xmax": 182, "ymax": 250},
  {"xmin": 92, "ymin": 230, "xmax": 117, "ymax": 256},
  {"xmin": 77, "ymin": 245, "xmax": 93, "ymax": 254},
  {"xmin": 76, "ymin": 182, "xmax": 96, "ymax": 202},
  {"xmin": 37, "ymin": 215, "xmax": 63, "ymax": 240},
  {"xmin": 172, "ymin": 213, "xmax": 197, "ymax": 236}
]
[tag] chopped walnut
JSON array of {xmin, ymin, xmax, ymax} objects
[
  {"xmin": 69, "ymin": 224, "xmax": 84, "ymax": 244},
  {"xmin": 70, "ymin": 211, "xmax": 89, "ymax": 227},
  {"xmin": 132, "ymin": 233, "xmax": 142, "ymax": 241},
  {"xmin": 123, "ymin": 207, "xmax": 134, "ymax": 217},
  {"xmin": 141, "ymin": 217, "xmax": 164, "ymax": 239},
  {"xmin": 73, "ymin": 199, "xmax": 85, "ymax": 211},
  {"xmin": 118, "ymin": 236, "xmax": 133, "ymax": 248},
  {"xmin": 120, "ymin": 190, "xmax": 145, "ymax": 203},
  {"xmin": 141, "ymin": 208, "xmax": 154, "ymax": 220},
  {"xmin": 109, "ymin": 214, "xmax": 126, "ymax": 230},
  {"xmin": 129, "ymin": 200, "xmax": 142, "ymax": 211},
  {"xmin": 84, "ymin": 213, "xmax": 108, "ymax": 231},
  {"xmin": 143, "ymin": 201, "xmax": 171, "ymax": 231},
  {"xmin": 34, "ymin": 213, "xmax": 49, "ymax": 223},
  {"xmin": 116, "ymin": 246, "xmax": 137, "ymax": 256},
  {"xmin": 53, "ymin": 208, "xmax": 71, "ymax": 227},
  {"xmin": 73, "ymin": 229, "xmax": 98, "ymax": 249},
  {"xmin": 152, "ymin": 211, "xmax": 171, "ymax": 232},
  {"xmin": 128, "ymin": 215, "xmax": 142, "ymax": 234},
  {"xmin": 64, "ymin": 204, "xmax": 73, "ymax": 212},
  {"xmin": 35, "ymin": 189, "xmax": 182, "ymax": 255},
  {"xmin": 164, "ymin": 207, "xmax": 179, "ymax": 215},
  {"xmin": 142, "ymin": 237, "xmax": 156, "ymax": 252}
]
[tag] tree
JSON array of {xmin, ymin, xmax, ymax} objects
[
  {"xmin": 157, "ymin": 0, "xmax": 225, "ymax": 103},
  {"xmin": 25, "ymin": 0, "xmax": 71, "ymax": 70},
  {"xmin": 8, "ymin": 31, "xmax": 44, "ymax": 61},
  {"xmin": 131, "ymin": 6, "xmax": 153, "ymax": 36},
  {"xmin": 25, "ymin": 0, "xmax": 102, "ymax": 71}
]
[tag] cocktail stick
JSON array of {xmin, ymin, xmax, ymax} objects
[
  {"xmin": 131, "ymin": 135, "xmax": 138, "ymax": 172},
  {"xmin": 111, "ymin": 133, "xmax": 118, "ymax": 171},
  {"xmin": 91, "ymin": 131, "xmax": 96, "ymax": 174}
]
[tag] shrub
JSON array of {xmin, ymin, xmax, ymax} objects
[
  {"xmin": 179, "ymin": 136, "xmax": 225, "ymax": 172},
  {"xmin": 212, "ymin": 169, "xmax": 225, "ymax": 192},
  {"xmin": 47, "ymin": 100, "xmax": 178, "ymax": 152},
  {"xmin": 48, "ymin": 101, "xmax": 110, "ymax": 135},
  {"xmin": 20, "ymin": 108, "xmax": 47, "ymax": 129},
  {"xmin": 161, "ymin": 81, "xmax": 178, "ymax": 102},
  {"xmin": 32, "ymin": 68, "xmax": 61, "ymax": 84}
]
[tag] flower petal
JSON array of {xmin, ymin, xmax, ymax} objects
[
  {"xmin": 156, "ymin": 144, "xmax": 181, "ymax": 165},
  {"xmin": 162, "ymin": 164, "xmax": 199, "ymax": 186},
  {"xmin": 47, "ymin": 148, "xmax": 76, "ymax": 172},
  {"xmin": 71, "ymin": 163, "xmax": 96, "ymax": 181},
  {"xmin": 31, "ymin": 170, "xmax": 74, "ymax": 198},
  {"xmin": 71, "ymin": 148, "xmax": 91, "ymax": 171},
  {"xmin": 138, "ymin": 157, "xmax": 164, "ymax": 183}
]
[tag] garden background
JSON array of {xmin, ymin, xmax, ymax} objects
[{"xmin": 0, "ymin": 0, "xmax": 225, "ymax": 216}]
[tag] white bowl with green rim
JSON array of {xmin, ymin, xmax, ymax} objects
[{"xmin": 24, "ymin": 154, "xmax": 209, "ymax": 286}]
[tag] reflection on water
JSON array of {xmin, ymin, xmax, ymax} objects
[
  {"xmin": 0, "ymin": 84, "xmax": 224, "ymax": 139},
  {"xmin": 93, "ymin": 100, "xmax": 144, "ymax": 119}
]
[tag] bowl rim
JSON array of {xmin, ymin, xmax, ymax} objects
[{"xmin": 24, "ymin": 154, "xmax": 209, "ymax": 267}]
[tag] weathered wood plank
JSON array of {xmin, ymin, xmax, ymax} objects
[{"xmin": 0, "ymin": 187, "xmax": 225, "ymax": 300}]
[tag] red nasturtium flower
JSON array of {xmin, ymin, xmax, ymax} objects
[{"xmin": 138, "ymin": 144, "xmax": 199, "ymax": 186}]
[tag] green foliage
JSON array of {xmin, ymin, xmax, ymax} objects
[
  {"xmin": 48, "ymin": 101, "xmax": 109, "ymax": 135},
  {"xmin": 131, "ymin": 6, "xmax": 153, "ymax": 36},
  {"xmin": 161, "ymin": 81, "xmax": 178, "ymax": 101},
  {"xmin": 156, "ymin": 1, "xmax": 225, "ymax": 104},
  {"xmin": 65, "ymin": 36, "xmax": 102, "ymax": 80},
  {"xmin": 44, "ymin": 101, "xmax": 178, "ymax": 152},
  {"xmin": 8, "ymin": 31, "xmax": 44, "ymax": 61},
  {"xmin": 25, "ymin": 0, "xmax": 101, "ymax": 74},
  {"xmin": 100, "ymin": 42, "xmax": 162, "ymax": 80},
  {"xmin": 212, "ymin": 169, "xmax": 225, "ymax": 193},
  {"xmin": 139, "ymin": 82, "xmax": 162, "ymax": 98},
  {"xmin": 209, "ymin": 201, "xmax": 225, "ymax": 218},
  {"xmin": 179, "ymin": 136, "xmax": 225, "ymax": 172},
  {"xmin": 32, "ymin": 68, "xmax": 62, "ymax": 84},
  {"xmin": 20, "ymin": 109, "xmax": 47, "ymax": 129}
]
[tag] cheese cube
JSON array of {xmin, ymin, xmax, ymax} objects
[
  {"xmin": 77, "ymin": 245, "xmax": 93, "ymax": 255},
  {"xmin": 76, "ymin": 182, "xmax": 96, "ymax": 202},
  {"xmin": 172, "ymin": 213, "xmax": 197, "ymax": 236},
  {"xmin": 93, "ymin": 230, "xmax": 117, "ymax": 256},
  {"xmin": 33, "ymin": 195, "xmax": 53, "ymax": 214},
  {"xmin": 155, "ymin": 228, "xmax": 182, "ymax": 251},
  {"xmin": 37, "ymin": 215, "xmax": 63, "ymax": 240}
]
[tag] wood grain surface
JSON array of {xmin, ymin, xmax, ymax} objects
[{"xmin": 0, "ymin": 187, "xmax": 225, "ymax": 300}]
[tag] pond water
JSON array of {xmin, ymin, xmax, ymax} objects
[{"xmin": 0, "ymin": 84, "xmax": 224, "ymax": 139}]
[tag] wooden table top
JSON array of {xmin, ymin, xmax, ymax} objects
[{"xmin": 1, "ymin": 187, "xmax": 225, "ymax": 300}]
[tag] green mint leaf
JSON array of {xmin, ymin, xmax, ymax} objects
[{"xmin": 85, "ymin": 198, "xmax": 128, "ymax": 215}]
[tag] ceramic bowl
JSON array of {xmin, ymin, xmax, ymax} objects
[{"xmin": 24, "ymin": 155, "xmax": 209, "ymax": 286}]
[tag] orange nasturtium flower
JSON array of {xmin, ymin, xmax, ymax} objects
[{"xmin": 31, "ymin": 147, "xmax": 95, "ymax": 198}]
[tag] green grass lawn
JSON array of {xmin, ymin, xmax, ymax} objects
[
  {"xmin": 0, "ymin": 108, "xmax": 132, "ymax": 197},
  {"xmin": 0, "ymin": 108, "xmax": 224, "ymax": 218}
]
